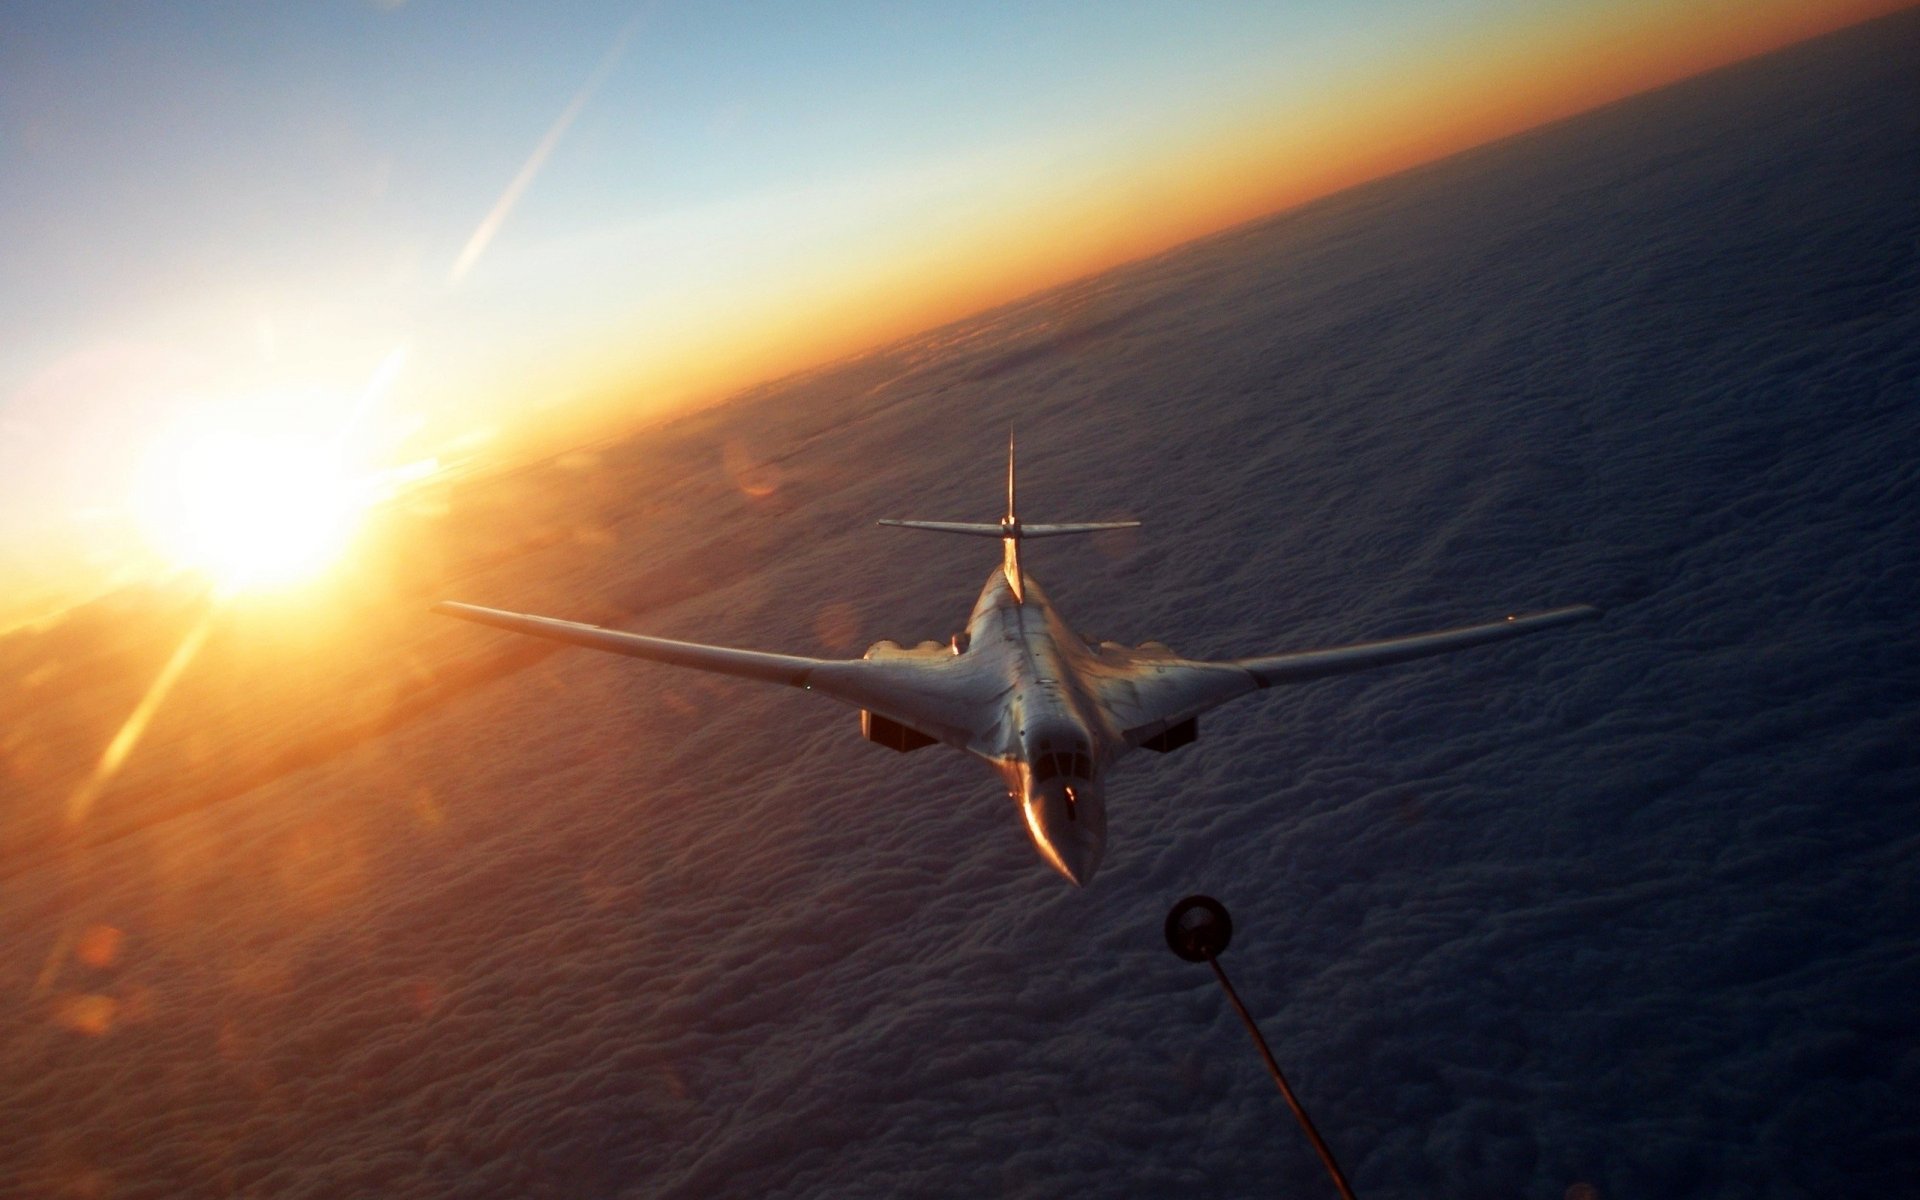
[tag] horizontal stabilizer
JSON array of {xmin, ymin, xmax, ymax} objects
[
  {"xmin": 1021, "ymin": 522, "xmax": 1141, "ymax": 538},
  {"xmin": 876, "ymin": 520, "xmax": 1005, "ymax": 537},
  {"xmin": 877, "ymin": 519, "xmax": 1139, "ymax": 539}
]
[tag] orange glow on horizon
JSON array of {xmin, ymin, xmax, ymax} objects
[
  {"xmin": 1134, "ymin": 0, "xmax": 1920, "ymax": 255},
  {"xmin": 1065, "ymin": 0, "xmax": 1920, "ymax": 281}
]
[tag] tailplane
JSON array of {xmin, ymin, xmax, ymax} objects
[{"xmin": 876, "ymin": 435, "xmax": 1139, "ymax": 602}]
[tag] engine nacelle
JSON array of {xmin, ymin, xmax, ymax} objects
[
  {"xmin": 1139, "ymin": 716, "xmax": 1197, "ymax": 753},
  {"xmin": 862, "ymin": 709, "xmax": 937, "ymax": 752}
]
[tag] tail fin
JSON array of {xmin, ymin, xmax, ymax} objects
[
  {"xmin": 1004, "ymin": 431, "xmax": 1021, "ymax": 601},
  {"xmin": 1006, "ymin": 428, "xmax": 1017, "ymax": 527},
  {"xmin": 875, "ymin": 434, "xmax": 1140, "ymax": 603}
]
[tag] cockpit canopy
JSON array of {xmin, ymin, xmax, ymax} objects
[{"xmin": 1029, "ymin": 734, "xmax": 1093, "ymax": 783}]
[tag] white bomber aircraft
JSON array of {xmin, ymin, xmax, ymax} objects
[{"xmin": 435, "ymin": 441, "xmax": 1599, "ymax": 886}]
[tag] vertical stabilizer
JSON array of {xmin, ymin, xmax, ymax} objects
[
  {"xmin": 1003, "ymin": 432, "xmax": 1023, "ymax": 602},
  {"xmin": 1005, "ymin": 430, "xmax": 1017, "ymax": 524}
]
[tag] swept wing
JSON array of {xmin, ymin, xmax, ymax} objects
[
  {"xmin": 1098, "ymin": 604, "xmax": 1601, "ymax": 747},
  {"xmin": 431, "ymin": 601, "xmax": 1002, "ymax": 750}
]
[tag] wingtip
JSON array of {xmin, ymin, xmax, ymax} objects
[{"xmin": 1535, "ymin": 603, "xmax": 1604, "ymax": 623}]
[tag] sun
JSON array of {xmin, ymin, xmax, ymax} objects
[{"xmin": 136, "ymin": 428, "xmax": 368, "ymax": 592}]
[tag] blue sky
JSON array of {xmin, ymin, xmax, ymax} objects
[{"xmin": 0, "ymin": 0, "xmax": 1868, "ymax": 614}]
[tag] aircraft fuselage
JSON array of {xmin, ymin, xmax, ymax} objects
[{"xmin": 882, "ymin": 567, "xmax": 1115, "ymax": 885}]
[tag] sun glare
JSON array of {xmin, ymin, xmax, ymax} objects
[{"xmin": 137, "ymin": 429, "xmax": 367, "ymax": 592}]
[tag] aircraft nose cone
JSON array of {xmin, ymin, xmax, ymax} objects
[
  {"xmin": 1054, "ymin": 834, "xmax": 1100, "ymax": 888},
  {"xmin": 1022, "ymin": 780, "xmax": 1107, "ymax": 887}
]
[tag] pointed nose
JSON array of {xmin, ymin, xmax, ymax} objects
[
  {"xmin": 1022, "ymin": 782, "xmax": 1107, "ymax": 887},
  {"xmin": 1052, "ymin": 831, "xmax": 1100, "ymax": 888}
]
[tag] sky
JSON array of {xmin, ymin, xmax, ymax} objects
[
  {"xmin": 0, "ymin": 0, "xmax": 1901, "ymax": 621},
  {"xmin": 4, "ymin": 9, "xmax": 1915, "ymax": 1185}
]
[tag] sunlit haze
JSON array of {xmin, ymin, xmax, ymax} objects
[{"xmin": 0, "ymin": 0, "xmax": 1900, "ymax": 624}]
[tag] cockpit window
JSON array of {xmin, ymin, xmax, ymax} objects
[{"xmin": 1028, "ymin": 737, "xmax": 1091, "ymax": 783}]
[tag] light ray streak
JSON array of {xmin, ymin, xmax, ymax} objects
[
  {"xmin": 65, "ymin": 605, "xmax": 217, "ymax": 827},
  {"xmin": 333, "ymin": 341, "xmax": 410, "ymax": 450},
  {"xmin": 448, "ymin": 12, "xmax": 644, "ymax": 286},
  {"xmin": 29, "ymin": 925, "xmax": 75, "ymax": 1000}
]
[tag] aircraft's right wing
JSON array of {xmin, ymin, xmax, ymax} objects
[
  {"xmin": 432, "ymin": 601, "xmax": 1006, "ymax": 751},
  {"xmin": 433, "ymin": 602, "xmax": 826, "ymax": 685},
  {"xmin": 1097, "ymin": 604, "xmax": 1601, "ymax": 748}
]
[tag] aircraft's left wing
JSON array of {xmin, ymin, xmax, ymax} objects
[
  {"xmin": 1097, "ymin": 604, "xmax": 1600, "ymax": 748},
  {"xmin": 432, "ymin": 601, "xmax": 1004, "ymax": 750},
  {"xmin": 1231, "ymin": 604, "xmax": 1601, "ymax": 686}
]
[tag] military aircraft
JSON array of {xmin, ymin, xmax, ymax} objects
[{"xmin": 435, "ymin": 440, "xmax": 1598, "ymax": 886}]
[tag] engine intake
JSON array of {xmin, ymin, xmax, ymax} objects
[
  {"xmin": 1140, "ymin": 717, "xmax": 1197, "ymax": 753},
  {"xmin": 861, "ymin": 709, "xmax": 937, "ymax": 752}
]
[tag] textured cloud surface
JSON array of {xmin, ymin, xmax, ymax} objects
[{"xmin": 4, "ymin": 12, "xmax": 1917, "ymax": 1198}]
